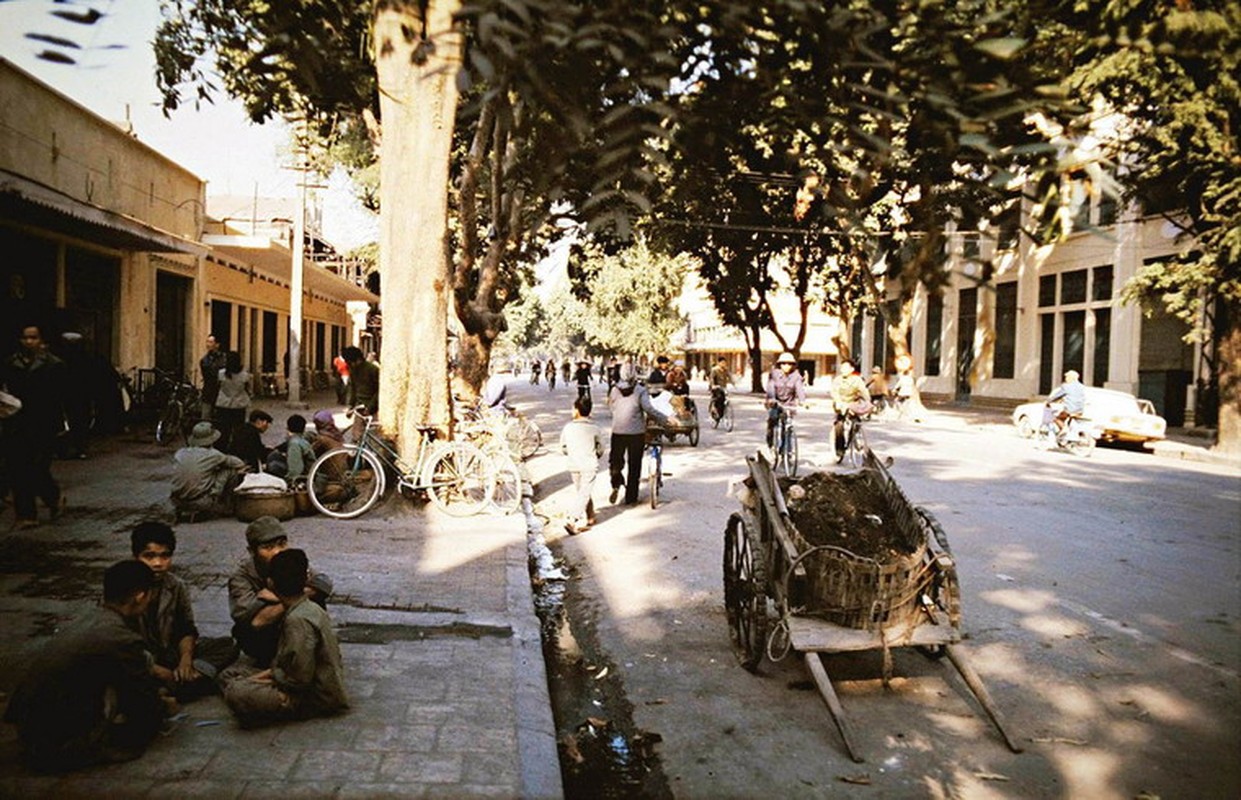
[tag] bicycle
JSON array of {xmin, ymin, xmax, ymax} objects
[
  {"xmin": 834, "ymin": 410, "xmax": 868, "ymax": 468},
  {"xmin": 709, "ymin": 387, "xmax": 734, "ymax": 432},
  {"xmin": 644, "ymin": 427, "xmax": 665, "ymax": 509},
  {"xmin": 154, "ymin": 370, "xmax": 201, "ymax": 445},
  {"xmin": 306, "ymin": 409, "xmax": 495, "ymax": 519},
  {"xmin": 768, "ymin": 402, "xmax": 799, "ymax": 477},
  {"xmin": 1039, "ymin": 405, "xmax": 1096, "ymax": 458}
]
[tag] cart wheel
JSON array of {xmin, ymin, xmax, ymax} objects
[
  {"xmin": 688, "ymin": 422, "xmax": 700, "ymax": 447},
  {"xmin": 724, "ymin": 513, "xmax": 769, "ymax": 672}
]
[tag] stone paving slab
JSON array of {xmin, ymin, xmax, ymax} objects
[{"xmin": 0, "ymin": 409, "xmax": 561, "ymax": 799}]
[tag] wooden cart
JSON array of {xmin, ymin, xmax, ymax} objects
[
  {"xmin": 649, "ymin": 393, "xmax": 699, "ymax": 447},
  {"xmin": 723, "ymin": 448, "xmax": 1022, "ymax": 762}
]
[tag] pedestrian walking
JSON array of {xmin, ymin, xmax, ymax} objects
[
  {"xmin": 607, "ymin": 363, "xmax": 669, "ymax": 506},
  {"xmin": 560, "ymin": 396, "xmax": 602, "ymax": 534}
]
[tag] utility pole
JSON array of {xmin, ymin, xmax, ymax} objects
[{"xmin": 287, "ymin": 121, "xmax": 309, "ymax": 405}]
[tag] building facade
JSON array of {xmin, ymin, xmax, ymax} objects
[
  {"xmin": 859, "ymin": 192, "xmax": 1200, "ymax": 425},
  {"xmin": 0, "ymin": 59, "xmax": 376, "ymax": 398}
]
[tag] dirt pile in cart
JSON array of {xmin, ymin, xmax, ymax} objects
[{"xmin": 780, "ymin": 471, "xmax": 920, "ymax": 561}]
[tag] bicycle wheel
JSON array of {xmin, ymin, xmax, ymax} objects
[
  {"xmin": 307, "ymin": 446, "xmax": 386, "ymax": 519},
  {"xmin": 833, "ymin": 419, "xmax": 848, "ymax": 464},
  {"xmin": 1067, "ymin": 428, "xmax": 1096, "ymax": 458},
  {"xmin": 156, "ymin": 400, "xmax": 182, "ymax": 445},
  {"xmin": 723, "ymin": 400, "xmax": 734, "ymax": 433},
  {"xmin": 781, "ymin": 425, "xmax": 799, "ymax": 477},
  {"xmin": 847, "ymin": 423, "xmax": 867, "ymax": 468},
  {"xmin": 489, "ymin": 454, "xmax": 523, "ymax": 514},
  {"xmin": 423, "ymin": 442, "xmax": 493, "ymax": 516},
  {"xmin": 648, "ymin": 450, "xmax": 661, "ymax": 509},
  {"xmin": 508, "ymin": 417, "xmax": 542, "ymax": 460}
]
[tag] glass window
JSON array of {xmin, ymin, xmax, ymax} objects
[
  {"xmin": 1062, "ymin": 310, "xmax": 1085, "ymax": 377},
  {"xmin": 994, "ymin": 282, "xmax": 1018, "ymax": 379},
  {"xmin": 1092, "ymin": 265, "xmax": 1113, "ymax": 302},
  {"xmin": 262, "ymin": 311, "xmax": 278, "ymax": 373},
  {"xmin": 963, "ymin": 236, "xmax": 981, "ymax": 260},
  {"xmin": 1093, "ymin": 308, "xmax": 1111, "ymax": 385},
  {"xmin": 1039, "ymin": 313, "xmax": 1055, "ymax": 394},
  {"xmin": 1061, "ymin": 269, "xmax": 1087, "ymax": 304},
  {"xmin": 925, "ymin": 295, "xmax": 943, "ymax": 377},
  {"xmin": 1039, "ymin": 275, "xmax": 1056, "ymax": 307}
]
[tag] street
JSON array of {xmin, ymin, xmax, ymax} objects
[{"xmin": 516, "ymin": 376, "xmax": 1241, "ymax": 799}]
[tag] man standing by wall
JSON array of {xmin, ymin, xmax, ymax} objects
[
  {"xmin": 1, "ymin": 324, "xmax": 67, "ymax": 529},
  {"xmin": 199, "ymin": 334, "xmax": 226, "ymax": 422}
]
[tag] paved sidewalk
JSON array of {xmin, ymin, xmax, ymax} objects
[{"xmin": 0, "ymin": 406, "xmax": 562, "ymax": 798}]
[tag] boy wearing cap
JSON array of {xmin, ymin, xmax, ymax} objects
[
  {"xmin": 170, "ymin": 421, "xmax": 246, "ymax": 520},
  {"xmin": 131, "ymin": 521, "xmax": 239, "ymax": 698},
  {"xmin": 228, "ymin": 516, "xmax": 333, "ymax": 667},
  {"xmin": 222, "ymin": 548, "xmax": 348, "ymax": 727}
]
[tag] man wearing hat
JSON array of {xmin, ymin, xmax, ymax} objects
[
  {"xmin": 170, "ymin": 421, "xmax": 246, "ymax": 520},
  {"xmin": 227, "ymin": 516, "xmax": 333, "ymax": 667}
]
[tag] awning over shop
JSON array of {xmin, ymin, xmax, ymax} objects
[
  {"xmin": 0, "ymin": 169, "xmax": 207, "ymax": 256},
  {"xmin": 204, "ymin": 234, "xmax": 378, "ymax": 304}
]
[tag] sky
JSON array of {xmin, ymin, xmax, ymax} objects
[{"xmin": 0, "ymin": 0, "xmax": 377, "ymax": 249}]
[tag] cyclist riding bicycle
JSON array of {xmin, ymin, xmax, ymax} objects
[
  {"xmin": 708, "ymin": 357, "xmax": 732, "ymax": 419},
  {"xmin": 764, "ymin": 352, "xmax": 806, "ymax": 450},
  {"xmin": 831, "ymin": 359, "xmax": 872, "ymax": 459},
  {"xmin": 1045, "ymin": 369, "xmax": 1086, "ymax": 438}
]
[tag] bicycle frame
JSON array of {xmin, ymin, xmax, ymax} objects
[{"xmin": 351, "ymin": 413, "xmax": 431, "ymax": 489}]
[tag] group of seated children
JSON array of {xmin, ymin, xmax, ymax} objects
[{"xmin": 3, "ymin": 516, "xmax": 347, "ymax": 773}]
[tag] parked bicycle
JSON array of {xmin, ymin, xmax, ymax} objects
[
  {"xmin": 306, "ymin": 409, "xmax": 495, "ymax": 519},
  {"xmin": 770, "ymin": 402, "xmax": 799, "ymax": 477},
  {"xmin": 154, "ymin": 369, "xmax": 201, "ymax": 445}
]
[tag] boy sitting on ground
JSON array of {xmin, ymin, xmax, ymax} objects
[
  {"xmin": 131, "ymin": 521, "xmax": 238, "ymax": 699},
  {"xmin": 228, "ymin": 409, "xmax": 273, "ymax": 472},
  {"xmin": 221, "ymin": 548, "xmax": 348, "ymax": 727},
  {"xmin": 266, "ymin": 413, "xmax": 315, "ymax": 484},
  {"xmin": 228, "ymin": 516, "xmax": 333, "ymax": 667},
  {"xmin": 3, "ymin": 561, "xmax": 167, "ymax": 773}
]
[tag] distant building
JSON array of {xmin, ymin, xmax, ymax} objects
[
  {"xmin": 0, "ymin": 58, "xmax": 376, "ymax": 396},
  {"xmin": 869, "ymin": 184, "xmax": 1204, "ymax": 425}
]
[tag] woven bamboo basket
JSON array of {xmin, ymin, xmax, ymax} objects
[{"xmin": 786, "ymin": 467, "xmax": 948, "ymax": 632}]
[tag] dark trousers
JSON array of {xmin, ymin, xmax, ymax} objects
[
  {"xmin": 214, "ymin": 407, "xmax": 246, "ymax": 450},
  {"xmin": 608, "ymin": 433, "xmax": 645, "ymax": 504},
  {"xmin": 5, "ymin": 434, "xmax": 60, "ymax": 521}
]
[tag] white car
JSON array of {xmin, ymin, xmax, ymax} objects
[{"xmin": 1012, "ymin": 387, "xmax": 1167, "ymax": 444}]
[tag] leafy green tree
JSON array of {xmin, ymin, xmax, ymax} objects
[
  {"xmin": 655, "ymin": 2, "xmax": 1075, "ymax": 393},
  {"xmin": 154, "ymin": 0, "xmax": 681, "ymax": 456},
  {"xmin": 1068, "ymin": 1, "xmax": 1240, "ymax": 451},
  {"xmin": 575, "ymin": 239, "xmax": 689, "ymax": 358}
]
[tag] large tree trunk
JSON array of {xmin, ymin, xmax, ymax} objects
[
  {"xmin": 746, "ymin": 319, "xmax": 764, "ymax": 393},
  {"xmin": 373, "ymin": 0, "xmax": 462, "ymax": 456},
  {"xmin": 1215, "ymin": 316, "xmax": 1239, "ymax": 456}
]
